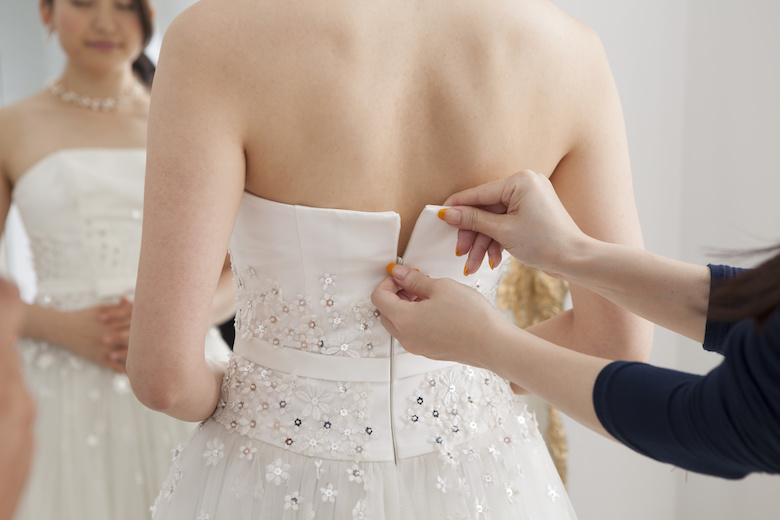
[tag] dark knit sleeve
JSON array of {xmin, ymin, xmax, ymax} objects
[
  {"xmin": 704, "ymin": 264, "xmax": 749, "ymax": 353},
  {"xmin": 593, "ymin": 308, "xmax": 780, "ymax": 479}
]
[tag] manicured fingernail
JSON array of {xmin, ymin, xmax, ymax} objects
[
  {"xmin": 463, "ymin": 265, "xmax": 469, "ymax": 277},
  {"xmin": 439, "ymin": 208, "xmax": 461, "ymax": 225},
  {"xmin": 388, "ymin": 264, "xmax": 411, "ymax": 280},
  {"xmin": 455, "ymin": 247, "xmax": 461, "ymax": 257},
  {"xmin": 489, "ymin": 260, "xmax": 494, "ymax": 270}
]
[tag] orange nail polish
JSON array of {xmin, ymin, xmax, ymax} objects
[
  {"xmin": 489, "ymin": 260, "xmax": 494, "ymax": 270},
  {"xmin": 463, "ymin": 266, "xmax": 469, "ymax": 277},
  {"xmin": 438, "ymin": 208, "xmax": 447, "ymax": 220},
  {"xmin": 456, "ymin": 247, "xmax": 461, "ymax": 257},
  {"xmin": 387, "ymin": 263, "xmax": 397, "ymax": 275}
]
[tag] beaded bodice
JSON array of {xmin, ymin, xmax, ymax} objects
[
  {"xmin": 228, "ymin": 194, "xmax": 505, "ymax": 361},
  {"xmin": 12, "ymin": 148, "xmax": 146, "ymax": 307},
  {"xmin": 217, "ymin": 194, "xmax": 522, "ymax": 464}
]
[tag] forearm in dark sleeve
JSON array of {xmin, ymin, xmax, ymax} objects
[{"xmin": 593, "ymin": 344, "xmax": 780, "ymax": 479}]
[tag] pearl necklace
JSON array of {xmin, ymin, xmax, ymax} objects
[{"xmin": 46, "ymin": 80, "xmax": 143, "ymax": 112}]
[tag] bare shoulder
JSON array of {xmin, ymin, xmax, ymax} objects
[
  {"xmin": 0, "ymin": 94, "xmax": 39, "ymax": 140},
  {"xmin": 508, "ymin": 1, "xmax": 619, "ymax": 120},
  {"xmin": 505, "ymin": 0, "xmax": 609, "ymax": 69},
  {"xmin": 160, "ymin": 0, "xmax": 253, "ymax": 64},
  {"xmin": 0, "ymin": 93, "xmax": 50, "ymax": 174},
  {"xmin": 152, "ymin": 0, "xmax": 268, "ymax": 133}
]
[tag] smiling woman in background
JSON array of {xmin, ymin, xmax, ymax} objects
[{"xmin": 0, "ymin": 1, "xmax": 232, "ymax": 518}]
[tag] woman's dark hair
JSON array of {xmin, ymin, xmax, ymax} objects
[
  {"xmin": 709, "ymin": 246, "xmax": 780, "ymax": 326},
  {"xmin": 45, "ymin": 0, "xmax": 155, "ymax": 88},
  {"xmin": 130, "ymin": 0, "xmax": 155, "ymax": 88}
]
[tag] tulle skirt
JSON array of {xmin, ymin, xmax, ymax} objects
[
  {"xmin": 13, "ymin": 328, "xmax": 229, "ymax": 520},
  {"xmin": 151, "ymin": 355, "xmax": 577, "ymax": 520}
]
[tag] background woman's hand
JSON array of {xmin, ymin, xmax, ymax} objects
[
  {"xmin": 441, "ymin": 170, "xmax": 589, "ymax": 279},
  {"xmin": 0, "ymin": 279, "xmax": 35, "ymax": 520},
  {"xmin": 372, "ymin": 264, "xmax": 510, "ymax": 368},
  {"xmin": 54, "ymin": 297, "xmax": 134, "ymax": 373}
]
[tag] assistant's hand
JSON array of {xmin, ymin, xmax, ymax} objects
[
  {"xmin": 371, "ymin": 264, "xmax": 510, "ymax": 368},
  {"xmin": 54, "ymin": 297, "xmax": 134, "ymax": 373},
  {"xmin": 441, "ymin": 170, "xmax": 589, "ymax": 278}
]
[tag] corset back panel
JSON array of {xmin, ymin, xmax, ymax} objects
[
  {"xmin": 229, "ymin": 194, "xmax": 504, "ymax": 359},
  {"xmin": 221, "ymin": 194, "xmax": 514, "ymax": 462}
]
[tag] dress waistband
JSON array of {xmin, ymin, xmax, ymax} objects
[{"xmin": 233, "ymin": 337, "xmax": 458, "ymax": 382}]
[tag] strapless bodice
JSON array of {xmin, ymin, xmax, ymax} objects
[
  {"xmin": 218, "ymin": 193, "xmax": 516, "ymax": 463},
  {"xmin": 12, "ymin": 149, "xmax": 146, "ymax": 304},
  {"xmin": 228, "ymin": 193, "xmax": 505, "ymax": 360}
]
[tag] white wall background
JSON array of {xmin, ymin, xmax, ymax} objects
[{"xmin": 1, "ymin": 1, "xmax": 778, "ymax": 518}]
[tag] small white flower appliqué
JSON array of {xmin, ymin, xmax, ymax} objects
[
  {"xmin": 347, "ymin": 464, "xmax": 363, "ymax": 484},
  {"xmin": 239, "ymin": 443, "xmax": 257, "ymax": 461},
  {"xmin": 284, "ymin": 491, "xmax": 301, "ymax": 511},
  {"xmin": 352, "ymin": 500, "xmax": 368, "ymax": 520},
  {"xmin": 266, "ymin": 458, "xmax": 291, "ymax": 485},
  {"xmin": 202, "ymin": 438, "xmax": 225, "ymax": 467},
  {"xmin": 320, "ymin": 483, "xmax": 338, "ymax": 503}
]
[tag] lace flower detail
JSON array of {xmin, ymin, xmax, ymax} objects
[
  {"xmin": 266, "ymin": 458, "xmax": 291, "ymax": 485},
  {"xmin": 202, "ymin": 438, "xmax": 225, "ymax": 467},
  {"xmin": 296, "ymin": 294, "xmax": 313, "ymax": 312},
  {"xmin": 320, "ymin": 273, "xmax": 337, "ymax": 291},
  {"xmin": 296, "ymin": 386, "xmax": 334, "ymax": 420},
  {"xmin": 323, "ymin": 333, "xmax": 360, "ymax": 358},
  {"xmin": 320, "ymin": 483, "xmax": 338, "ymax": 503},
  {"xmin": 285, "ymin": 491, "xmax": 301, "ymax": 511},
  {"xmin": 171, "ymin": 443, "xmax": 184, "ymax": 462},
  {"xmin": 347, "ymin": 464, "xmax": 364, "ymax": 484},
  {"xmin": 352, "ymin": 500, "xmax": 368, "ymax": 520},
  {"xmin": 239, "ymin": 443, "xmax": 257, "ymax": 461},
  {"xmin": 328, "ymin": 310, "xmax": 347, "ymax": 329}
]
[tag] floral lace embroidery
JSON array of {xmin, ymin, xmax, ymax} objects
[
  {"xmin": 403, "ymin": 365, "xmax": 529, "ymax": 466},
  {"xmin": 153, "ymin": 262, "xmax": 561, "ymax": 518},
  {"xmin": 231, "ymin": 263, "xmax": 384, "ymax": 358},
  {"xmin": 229, "ymin": 262, "xmax": 505, "ymax": 360},
  {"xmin": 213, "ymin": 355, "xmax": 375, "ymax": 461}
]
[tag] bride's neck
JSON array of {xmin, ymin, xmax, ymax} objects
[{"xmin": 57, "ymin": 62, "xmax": 138, "ymax": 99}]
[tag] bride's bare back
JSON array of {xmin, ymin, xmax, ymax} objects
[
  {"xmin": 131, "ymin": 0, "xmax": 651, "ymax": 420},
  {"xmin": 148, "ymin": 0, "xmax": 635, "ymax": 253}
]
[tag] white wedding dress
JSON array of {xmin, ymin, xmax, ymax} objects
[
  {"xmin": 152, "ymin": 193, "xmax": 577, "ymax": 519},
  {"xmin": 10, "ymin": 148, "xmax": 229, "ymax": 520}
]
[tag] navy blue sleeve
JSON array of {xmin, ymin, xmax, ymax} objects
[
  {"xmin": 703, "ymin": 264, "xmax": 749, "ymax": 353},
  {"xmin": 593, "ymin": 307, "xmax": 780, "ymax": 479}
]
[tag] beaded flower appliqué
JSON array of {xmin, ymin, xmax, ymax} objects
[{"xmin": 231, "ymin": 264, "xmax": 383, "ymax": 358}]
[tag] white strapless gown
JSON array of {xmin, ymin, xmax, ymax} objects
[
  {"xmin": 10, "ymin": 149, "xmax": 230, "ymax": 520},
  {"xmin": 152, "ymin": 193, "xmax": 577, "ymax": 519}
]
